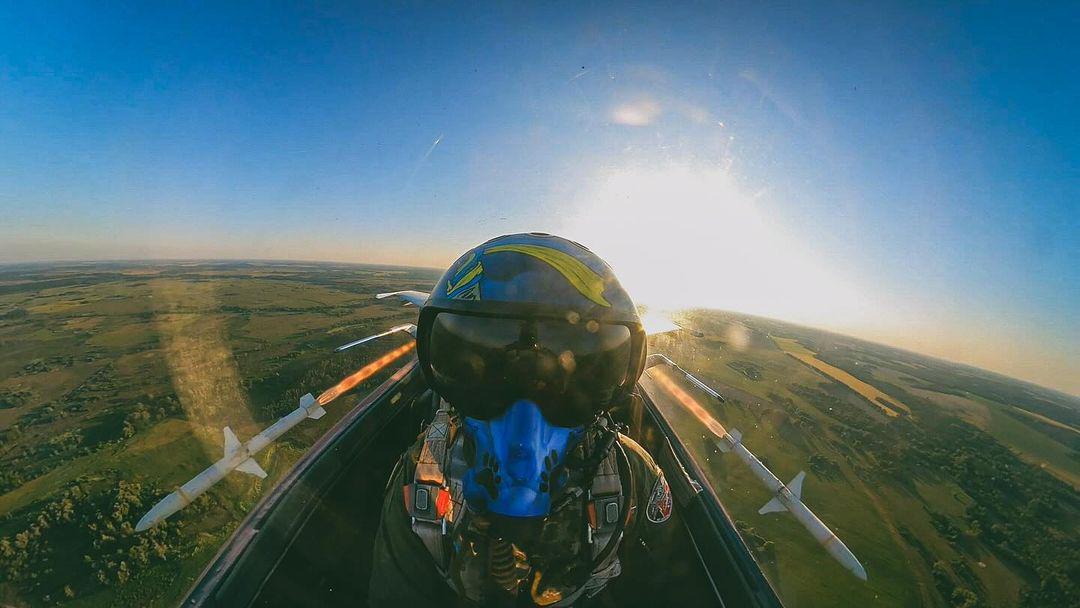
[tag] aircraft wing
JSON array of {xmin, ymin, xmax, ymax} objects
[{"xmin": 375, "ymin": 290, "xmax": 429, "ymax": 307}]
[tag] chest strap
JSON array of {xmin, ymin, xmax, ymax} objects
[
  {"xmin": 405, "ymin": 399, "xmax": 463, "ymax": 572},
  {"xmin": 406, "ymin": 407, "xmax": 629, "ymax": 600},
  {"xmin": 585, "ymin": 442, "xmax": 622, "ymax": 551},
  {"xmin": 531, "ymin": 434, "xmax": 630, "ymax": 606}
]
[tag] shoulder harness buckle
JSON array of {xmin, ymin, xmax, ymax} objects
[{"xmin": 405, "ymin": 399, "xmax": 461, "ymax": 567}]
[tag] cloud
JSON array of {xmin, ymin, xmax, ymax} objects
[
  {"xmin": 611, "ymin": 99, "xmax": 662, "ymax": 126},
  {"xmin": 610, "ymin": 97, "xmax": 714, "ymax": 127}
]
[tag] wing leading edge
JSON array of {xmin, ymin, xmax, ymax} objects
[{"xmin": 376, "ymin": 291, "xmax": 429, "ymax": 307}]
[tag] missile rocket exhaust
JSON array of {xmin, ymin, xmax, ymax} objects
[{"xmin": 317, "ymin": 342, "xmax": 415, "ymax": 406}]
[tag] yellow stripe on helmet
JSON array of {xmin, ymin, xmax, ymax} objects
[
  {"xmin": 445, "ymin": 261, "xmax": 483, "ymax": 295},
  {"xmin": 486, "ymin": 244, "xmax": 611, "ymax": 307}
]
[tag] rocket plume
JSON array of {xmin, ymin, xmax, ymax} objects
[
  {"xmin": 317, "ymin": 342, "xmax": 416, "ymax": 406},
  {"xmin": 653, "ymin": 367, "xmax": 728, "ymax": 437}
]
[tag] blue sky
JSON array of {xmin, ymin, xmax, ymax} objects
[{"xmin": 0, "ymin": 2, "xmax": 1076, "ymax": 393}]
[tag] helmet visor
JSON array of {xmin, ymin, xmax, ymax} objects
[{"xmin": 428, "ymin": 312, "xmax": 633, "ymax": 426}]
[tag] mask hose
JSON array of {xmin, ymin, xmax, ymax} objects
[
  {"xmin": 552, "ymin": 414, "xmax": 622, "ymax": 512},
  {"xmin": 489, "ymin": 537, "xmax": 529, "ymax": 594}
]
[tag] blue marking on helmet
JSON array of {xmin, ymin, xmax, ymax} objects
[{"xmin": 461, "ymin": 400, "xmax": 583, "ymax": 518}]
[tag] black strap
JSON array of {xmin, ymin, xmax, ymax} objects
[
  {"xmin": 589, "ymin": 439, "xmax": 633, "ymax": 570},
  {"xmin": 553, "ymin": 417, "xmax": 621, "ymax": 512}
]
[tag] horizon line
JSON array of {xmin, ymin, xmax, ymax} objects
[{"xmin": 5, "ymin": 257, "xmax": 1077, "ymax": 400}]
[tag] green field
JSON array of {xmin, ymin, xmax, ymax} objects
[
  {"xmin": 0, "ymin": 264, "xmax": 1077, "ymax": 607},
  {"xmin": 0, "ymin": 262, "xmax": 435, "ymax": 606},
  {"xmin": 647, "ymin": 311, "xmax": 1078, "ymax": 608}
]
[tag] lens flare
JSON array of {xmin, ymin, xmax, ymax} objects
[
  {"xmin": 317, "ymin": 342, "xmax": 416, "ymax": 406},
  {"xmin": 559, "ymin": 166, "xmax": 883, "ymax": 331}
]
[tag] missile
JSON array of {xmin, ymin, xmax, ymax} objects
[
  {"xmin": 715, "ymin": 435, "xmax": 868, "ymax": 581},
  {"xmin": 137, "ymin": 328, "xmax": 417, "ymax": 532},
  {"xmin": 136, "ymin": 394, "xmax": 326, "ymax": 532},
  {"xmin": 335, "ymin": 323, "xmax": 416, "ymax": 352},
  {"xmin": 649, "ymin": 361, "xmax": 867, "ymax": 580}
]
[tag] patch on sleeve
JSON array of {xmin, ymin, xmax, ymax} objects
[{"xmin": 645, "ymin": 472, "xmax": 672, "ymax": 523}]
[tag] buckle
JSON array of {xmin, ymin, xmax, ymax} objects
[
  {"xmin": 404, "ymin": 483, "xmax": 452, "ymax": 531},
  {"xmin": 586, "ymin": 493, "xmax": 621, "ymax": 543}
]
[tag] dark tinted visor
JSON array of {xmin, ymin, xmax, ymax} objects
[{"xmin": 428, "ymin": 313, "xmax": 632, "ymax": 426}]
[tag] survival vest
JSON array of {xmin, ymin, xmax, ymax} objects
[{"xmin": 402, "ymin": 400, "xmax": 634, "ymax": 606}]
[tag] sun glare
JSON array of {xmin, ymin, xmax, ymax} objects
[{"xmin": 559, "ymin": 166, "xmax": 880, "ymax": 329}]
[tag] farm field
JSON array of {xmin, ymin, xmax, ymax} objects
[
  {"xmin": 647, "ymin": 311, "xmax": 1078, "ymax": 607},
  {"xmin": 0, "ymin": 262, "xmax": 436, "ymax": 606},
  {"xmin": 0, "ymin": 263, "xmax": 1076, "ymax": 607},
  {"xmin": 771, "ymin": 336, "xmax": 909, "ymax": 417}
]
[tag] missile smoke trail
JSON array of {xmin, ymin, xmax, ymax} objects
[
  {"xmin": 317, "ymin": 342, "xmax": 416, "ymax": 406},
  {"xmin": 652, "ymin": 367, "xmax": 727, "ymax": 437}
]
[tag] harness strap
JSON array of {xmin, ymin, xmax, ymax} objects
[
  {"xmin": 582, "ymin": 437, "xmax": 630, "ymax": 599},
  {"xmin": 585, "ymin": 442, "xmax": 622, "ymax": 553},
  {"xmin": 406, "ymin": 399, "xmax": 459, "ymax": 571},
  {"xmin": 532, "ymin": 434, "xmax": 630, "ymax": 607},
  {"xmin": 405, "ymin": 408, "xmax": 630, "ymax": 602}
]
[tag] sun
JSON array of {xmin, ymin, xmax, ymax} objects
[{"xmin": 557, "ymin": 165, "xmax": 880, "ymax": 330}]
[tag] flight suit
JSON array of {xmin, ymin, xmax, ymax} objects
[{"xmin": 368, "ymin": 419, "xmax": 676, "ymax": 607}]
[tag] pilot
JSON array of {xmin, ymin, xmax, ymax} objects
[{"xmin": 369, "ymin": 233, "xmax": 675, "ymax": 607}]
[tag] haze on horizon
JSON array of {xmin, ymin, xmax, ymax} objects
[{"xmin": 1, "ymin": 3, "xmax": 1076, "ymax": 395}]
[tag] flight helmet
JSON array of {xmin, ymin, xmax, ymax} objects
[{"xmin": 416, "ymin": 233, "xmax": 646, "ymax": 517}]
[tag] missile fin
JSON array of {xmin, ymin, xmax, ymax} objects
[
  {"xmin": 223, "ymin": 427, "xmax": 241, "ymax": 458},
  {"xmin": 788, "ymin": 471, "xmax": 806, "ymax": 500},
  {"xmin": 299, "ymin": 393, "xmax": 316, "ymax": 409},
  {"xmin": 307, "ymin": 406, "xmax": 327, "ymax": 420},
  {"xmin": 730, "ymin": 428, "xmax": 743, "ymax": 444},
  {"xmin": 759, "ymin": 497, "xmax": 786, "ymax": 515},
  {"xmin": 715, "ymin": 439, "xmax": 731, "ymax": 454},
  {"xmin": 237, "ymin": 458, "xmax": 267, "ymax": 479}
]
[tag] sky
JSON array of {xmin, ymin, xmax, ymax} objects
[{"xmin": 0, "ymin": 2, "xmax": 1077, "ymax": 395}]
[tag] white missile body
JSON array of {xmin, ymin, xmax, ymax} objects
[
  {"xmin": 645, "ymin": 353, "xmax": 866, "ymax": 580},
  {"xmin": 335, "ymin": 323, "xmax": 416, "ymax": 352},
  {"xmin": 715, "ymin": 430, "xmax": 868, "ymax": 580},
  {"xmin": 136, "ymin": 393, "xmax": 326, "ymax": 532}
]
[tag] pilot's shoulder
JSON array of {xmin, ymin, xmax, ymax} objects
[
  {"xmin": 617, "ymin": 434, "xmax": 673, "ymax": 525},
  {"xmin": 617, "ymin": 434, "xmax": 660, "ymax": 479}
]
